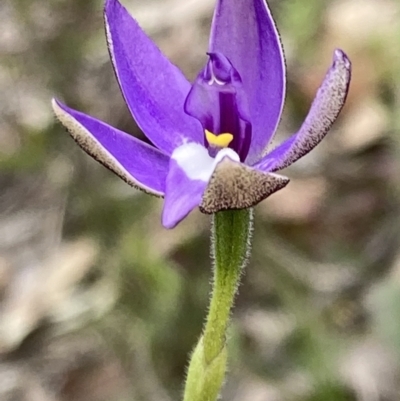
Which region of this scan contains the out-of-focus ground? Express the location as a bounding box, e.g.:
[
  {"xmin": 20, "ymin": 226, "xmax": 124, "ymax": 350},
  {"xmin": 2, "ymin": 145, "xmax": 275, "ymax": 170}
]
[{"xmin": 1, "ymin": 0, "xmax": 400, "ymax": 400}]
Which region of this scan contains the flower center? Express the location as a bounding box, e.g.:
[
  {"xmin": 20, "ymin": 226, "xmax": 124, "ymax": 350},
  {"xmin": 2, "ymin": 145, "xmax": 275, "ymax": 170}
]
[
  {"xmin": 184, "ymin": 52, "xmax": 252, "ymax": 162},
  {"xmin": 205, "ymin": 130, "xmax": 233, "ymax": 148}
]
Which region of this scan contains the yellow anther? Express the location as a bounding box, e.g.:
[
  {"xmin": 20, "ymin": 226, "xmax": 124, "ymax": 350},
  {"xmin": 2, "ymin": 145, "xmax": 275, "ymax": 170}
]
[{"xmin": 205, "ymin": 130, "xmax": 233, "ymax": 148}]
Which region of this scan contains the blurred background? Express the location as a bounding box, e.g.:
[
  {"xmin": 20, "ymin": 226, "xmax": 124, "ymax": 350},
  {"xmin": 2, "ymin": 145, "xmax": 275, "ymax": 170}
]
[{"xmin": 1, "ymin": 0, "xmax": 400, "ymax": 400}]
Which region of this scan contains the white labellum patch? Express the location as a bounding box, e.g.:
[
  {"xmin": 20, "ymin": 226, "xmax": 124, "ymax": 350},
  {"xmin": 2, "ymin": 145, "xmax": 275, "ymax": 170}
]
[{"xmin": 172, "ymin": 142, "xmax": 240, "ymax": 182}]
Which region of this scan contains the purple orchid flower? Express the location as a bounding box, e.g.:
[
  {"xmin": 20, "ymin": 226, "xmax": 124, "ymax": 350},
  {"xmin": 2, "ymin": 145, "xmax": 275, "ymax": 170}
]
[{"xmin": 52, "ymin": 0, "xmax": 351, "ymax": 229}]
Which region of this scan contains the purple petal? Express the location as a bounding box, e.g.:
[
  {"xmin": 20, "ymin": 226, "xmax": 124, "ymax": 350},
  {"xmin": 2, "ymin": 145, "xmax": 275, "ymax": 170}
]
[
  {"xmin": 52, "ymin": 99, "xmax": 169, "ymax": 196},
  {"xmin": 255, "ymin": 50, "xmax": 352, "ymax": 173},
  {"xmin": 104, "ymin": 0, "xmax": 202, "ymax": 154},
  {"xmin": 209, "ymin": 0, "xmax": 286, "ymax": 163},
  {"xmin": 162, "ymin": 142, "xmax": 241, "ymax": 228},
  {"xmin": 162, "ymin": 158, "xmax": 207, "ymax": 229}
]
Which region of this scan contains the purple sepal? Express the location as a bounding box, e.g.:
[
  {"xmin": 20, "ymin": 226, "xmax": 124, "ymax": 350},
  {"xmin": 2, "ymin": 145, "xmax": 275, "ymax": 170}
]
[
  {"xmin": 255, "ymin": 50, "xmax": 351, "ymax": 172},
  {"xmin": 210, "ymin": 0, "xmax": 286, "ymax": 163},
  {"xmin": 52, "ymin": 99, "xmax": 169, "ymax": 196},
  {"xmin": 104, "ymin": 0, "xmax": 202, "ymax": 154},
  {"xmin": 162, "ymin": 159, "xmax": 207, "ymax": 228}
]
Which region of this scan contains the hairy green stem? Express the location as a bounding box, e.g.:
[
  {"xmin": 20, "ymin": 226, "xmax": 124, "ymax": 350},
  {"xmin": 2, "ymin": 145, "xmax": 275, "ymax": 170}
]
[{"xmin": 183, "ymin": 209, "xmax": 253, "ymax": 401}]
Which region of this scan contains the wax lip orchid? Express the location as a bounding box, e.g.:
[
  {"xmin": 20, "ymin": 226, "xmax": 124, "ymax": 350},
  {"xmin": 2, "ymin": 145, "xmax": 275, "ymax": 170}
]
[{"xmin": 52, "ymin": 0, "xmax": 351, "ymax": 229}]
